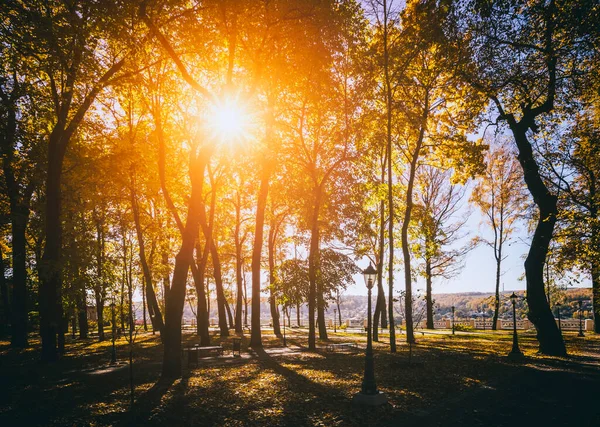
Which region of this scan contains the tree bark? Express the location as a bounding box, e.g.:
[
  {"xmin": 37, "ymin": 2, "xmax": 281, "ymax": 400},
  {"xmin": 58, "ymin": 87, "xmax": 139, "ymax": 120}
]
[
  {"xmin": 10, "ymin": 217, "xmax": 29, "ymax": 347},
  {"xmin": 268, "ymin": 225, "xmax": 281, "ymax": 337},
  {"xmin": 250, "ymin": 165, "xmax": 271, "ymax": 348},
  {"xmin": 507, "ymin": 117, "xmax": 566, "ymax": 356},
  {"xmin": 161, "ymin": 155, "xmax": 204, "ymax": 379},
  {"xmin": 192, "ymin": 243, "xmax": 210, "ymax": 345},
  {"xmin": 131, "ymin": 186, "xmax": 164, "ymax": 335},
  {"xmin": 234, "ymin": 192, "xmax": 244, "ymax": 334},
  {"xmin": 425, "ymin": 258, "xmax": 434, "ymax": 329},
  {"xmin": 308, "ymin": 186, "xmax": 323, "ymax": 349},
  {"xmin": 492, "ymin": 237, "xmax": 503, "ymax": 331},
  {"xmin": 0, "ymin": 246, "xmax": 9, "ymax": 338},
  {"xmin": 198, "ymin": 184, "xmax": 229, "ymax": 338},
  {"xmin": 383, "ymin": 0, "xmax": 396, "ymax": 353},
  {"xmin": 77, "ymin": 291, "xmax": 88, "ymax": 339}
]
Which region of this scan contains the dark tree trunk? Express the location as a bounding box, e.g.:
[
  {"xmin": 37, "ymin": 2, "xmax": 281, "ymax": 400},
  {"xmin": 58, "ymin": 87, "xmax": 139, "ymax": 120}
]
[
  {"xmin": 10, "ymin": 218, "xmax": 29, "ymax": 347},
  {"xmin": 400, "ymin": 92, "xmax": 428, "ymax": 345},
  {"xmin": 296, "ymin": 303, "xmax": 301, "ymax": 327},
  {"xmin": 507, "ymin": 117, "xmax": 566, "ymax": 356},
  {"xmin": 38, "ymin": 58, "xmax": 124, "ymax": 362},
  {"xmin": 96, "ymin": 294, "xmax": 105, "ymax": 341},
  {"xmin": 425, "ymin": 258, "xmax": 434, "ymax": 329},
  {"xmin": 77, "ymin": 293, "xmax": 88, "ymax": 339},
  {"xmin": 95, "ymin": 220, "xmax": 106, "ymax": 341},
  {"xmin": 590, "ymin": 212, "xmax": 599, "ymax": 333},
  {"xmin": 592, "ymin": 261, "xmax": 600, "ymax": 334},
  {"xmin": 131, "ymin": 187, "xmax": 164, "ymax": 335},
  {"xmin": 234, "ymin": 194, "xmax": 244, "ymax": 334},
  {"xmin": 1, "ymin": 83, "xmax": 33, "ymax": 348},
  {"xmin": 308, "ymin": 187, "xmax": 322, "ymax": 349},
  {"xmin": 492, "ymin": 239, "xmax": 503, "ymax": 331},
  {"xmin": 197, "ymin": 176, "xmax": 228, "ymax": 338},
  {"xmin": 374, "ymin": 177, "xmax": 388, "ymax": 342},
  {"xmin": 192, "ymin": 243, "xmax": 210, "ymax": 345},
  {"xmin": 161, "ymin": 156, "xmax": 204, "ymax": 379},
  {"xmin": 40, "ymin": 132, "xmax": 67, "ymax": 361},
  {"xmin": 268, "ymin": 223, "xmax": 281, "ymax": 337},
  {"xmin": 250, "ymin": 166, "xmax": 271, "ymax": 348},
  {"xmin": 0, "ymin": 246, "xmax": 8, "ymax": 339},
  {"xmin": 143, "ymin": 280, "xmax": 149, "ymax": 332},
  {"xmin": 383, "ymin": 0, "xmax": 396, "ymax": 354}
]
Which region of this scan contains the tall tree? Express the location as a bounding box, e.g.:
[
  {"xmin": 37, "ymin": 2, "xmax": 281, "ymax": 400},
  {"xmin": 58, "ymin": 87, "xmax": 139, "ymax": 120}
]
[
  {"xmin": 413, "ymin": 166, "xmax": 474, "ymax": 329},
  {"xmin": 444, "ymin": 0, "xmax": 599, "ymax": 354},
  {"xmin": 4, "ymin": 1, "xmax": 128, "ymax": 360}
]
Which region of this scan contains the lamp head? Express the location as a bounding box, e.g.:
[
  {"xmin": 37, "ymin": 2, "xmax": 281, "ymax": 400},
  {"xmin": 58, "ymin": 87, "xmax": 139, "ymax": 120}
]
[
  {"xmin": 362, "ymin": 263, "xmax": 377, "ymax": 290},
  {"xmin": 510, "ymin": 292, "xmax": 518, "ymax": 303}
]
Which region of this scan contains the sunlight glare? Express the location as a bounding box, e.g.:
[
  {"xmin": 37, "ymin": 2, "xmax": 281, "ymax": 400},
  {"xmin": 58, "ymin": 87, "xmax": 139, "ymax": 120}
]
[{"xmin": 207, "ymin": 97, "xmax": 250, "ymax": 143}]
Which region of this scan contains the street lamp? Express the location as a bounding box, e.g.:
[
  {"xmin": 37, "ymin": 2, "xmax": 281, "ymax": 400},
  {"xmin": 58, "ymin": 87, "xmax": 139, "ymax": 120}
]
[
  {"xmin": 333, "ymin": 308, "xmax": 337, "ymax": 333},
  {"xmin": 110, "ymin": 301, "xmax": 117, "ymax": 365},
  {"xmin": 482, "ymin": 306, "xmax": 486, "ymax": 332},
  {"xmin": 451, "ymin": 306, "xmax": 455, "ymax": 335},
  {"xmin": 508, "ymin": 292, "xmax": 523, "ymax": 359},
  {"xmin": 555, "ymin": 302, "xmax": 562, "ymax": 333},
  {"xmin": 353, "ymin": 263, "xmax": 387, "ymax": 406},
  {"xmin": 577, "ymin": 300, "xmax": 585, "ymax": 337},
  {"xmin": 283, "ymin": 308, "xmax": 287, "ymax": 346}
]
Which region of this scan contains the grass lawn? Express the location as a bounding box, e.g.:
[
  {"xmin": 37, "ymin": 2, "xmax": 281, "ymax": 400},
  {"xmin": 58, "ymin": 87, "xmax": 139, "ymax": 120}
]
[{"xmin": 1, "ymin": 327, "xmax": 599, "ymax": 426}]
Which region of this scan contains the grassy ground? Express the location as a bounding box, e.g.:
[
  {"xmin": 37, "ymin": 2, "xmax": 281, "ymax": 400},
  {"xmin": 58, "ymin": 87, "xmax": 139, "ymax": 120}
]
[{"xmin": 1, "ymin": 327, "xmax": 599, "ymax": 426}]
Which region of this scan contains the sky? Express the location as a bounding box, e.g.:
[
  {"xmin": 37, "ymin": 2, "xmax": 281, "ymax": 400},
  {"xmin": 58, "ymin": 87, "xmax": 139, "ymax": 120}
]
[{"xmin": 343, "ymin": 200, "xmax": 590, "ymax": 297}]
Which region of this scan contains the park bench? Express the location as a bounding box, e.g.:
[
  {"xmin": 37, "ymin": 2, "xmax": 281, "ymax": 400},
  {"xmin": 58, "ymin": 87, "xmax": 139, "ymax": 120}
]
[
  {"xmin": 326, "ymin": 342, "xmax": 359, "ymax": 352},
  {"xmin": 184, "ymin": 344, "xmax": 224, "ymax": 367}
]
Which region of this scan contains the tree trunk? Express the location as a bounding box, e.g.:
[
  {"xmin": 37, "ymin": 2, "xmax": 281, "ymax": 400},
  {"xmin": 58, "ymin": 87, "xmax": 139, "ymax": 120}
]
[
  {"xmin": 592, "ymin": 261, "xmax": 600, "ymax": 334},
  {"xmin": 96, "ymin": 293, "xmax": 105, "ymax": 341},
  {"xmin": 0, "ymin": 245, "xmax": 9, "ymax": 339},
  {"xmin": 234, "ymin": 194, "xmax": 244, "ymax": 334},
  {"xmin": 383, "ymin": 0, "xmax": 396, "ymax": 352},
  {"xmin": 296, "ymin": 303, "xmax": 301, "ymax": 327},
  {"xmin": 492, "ymin": 241, "xmax": 502, "ymax": 331},
  {"xmin": 268, "ymin": 223, "xmax": 281, "ymax": 337},
  {"xmin": 40, "ymin": 131, "xmax": 67, "ymax": 361},
  {"xmin": 225, "ymin": 298, "xmax": 234, "ymax": 329},
  {"xmin": 374, "ymin": 177, "xmax": 388, "ymax": 342},
  {"xmin": 425, "ymin": 258, "xmax": 434, "ymax": 329},
  {"xmin": 131, "ymin": 187, "xmax": 164, "ymax": 335},
  {"xmin": 161, "ymin": 156, "xmax": 204, "ymax": 379},
  {"xmin": 77, "ymin": 292, "xmax": 88, "ymax": 339},
  {"xmin": 308, "ymin": 187, "xmax": 323, "ymax": 349},
  {"xmin": 10, "ymin": 218, "xmax": 29, "ymax": 347},
  {"xmin": 95, "ymin": 219, "xmax": 106, "ymax": 341},
  {"xmin": 508, "ymin": 119, "xmax": 566, "ymax": 356},
  {"xmin": 250, "ymin": 167, "xmax": 271, "ymax": 348},
  {"xmin": 192, "ymin": 243, "xmax": 210, "ymax": 345},
  {"xmin": 142, "ymin": 281, "xmax": 148, "ymax": 332}
]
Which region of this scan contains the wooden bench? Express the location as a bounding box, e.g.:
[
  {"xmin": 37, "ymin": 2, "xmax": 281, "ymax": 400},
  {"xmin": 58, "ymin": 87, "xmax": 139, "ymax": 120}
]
[
  {"xmin": 326, "ymin": 342, "xmax": 359, "ymax": 352},
  {"xmin": 184, "ymin": 345, "xmax": 224, "ymax": 367}
]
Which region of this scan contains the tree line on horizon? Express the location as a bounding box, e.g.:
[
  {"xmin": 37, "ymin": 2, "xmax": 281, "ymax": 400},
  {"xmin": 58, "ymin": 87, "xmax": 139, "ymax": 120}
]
[{"xmin": 0, "ymin": 0, "xmax": 598, "ymax": 379}]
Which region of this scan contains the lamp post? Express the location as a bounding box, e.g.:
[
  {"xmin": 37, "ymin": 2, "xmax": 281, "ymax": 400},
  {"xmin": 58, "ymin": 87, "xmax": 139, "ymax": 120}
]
[
  {"xmin": 577, "ymin": 300, "xmax": 585, "ymax": 337},
  {"xmin": 283, "ymin": 307, "xmax": 287, "ymax": 346},
  {"xmin": 451, "ymin": 306, "xmax": 455, "ymax": 335},
  {"xmin": 110, "ymin": 301, "xmax": 117, "ymax": 365},
  {"xmin": 353, "ymin": 263, "xmax": 387, "ymax": 406},
  {"xmin": 555, "ymin": 302, "xmax": 562, "ymax": 333},
  {"xmin": 333, "ymin": 308, "xmax": 337, "ymax": 333},
  {"xmin": 508, "ymin": 292, "xmax": 523, "ymax": 359}
]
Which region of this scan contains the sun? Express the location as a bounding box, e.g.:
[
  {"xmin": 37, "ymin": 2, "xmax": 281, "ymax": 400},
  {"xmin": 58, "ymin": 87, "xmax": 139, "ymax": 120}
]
[{"xmin": 207, "ymin": 97, "xmax": 250, "ymax": 143}]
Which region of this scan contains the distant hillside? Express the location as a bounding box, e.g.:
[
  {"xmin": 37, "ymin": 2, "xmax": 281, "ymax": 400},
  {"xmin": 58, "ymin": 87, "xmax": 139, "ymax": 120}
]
[{"xmin": 135, "ymin": 288, "xmax": 593, "ymax": 326}]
